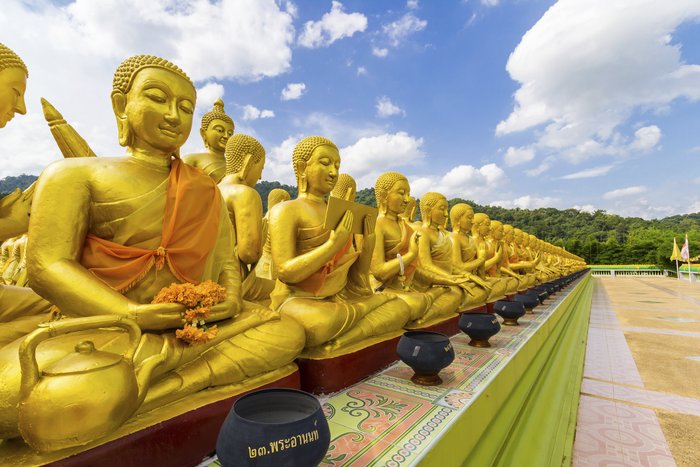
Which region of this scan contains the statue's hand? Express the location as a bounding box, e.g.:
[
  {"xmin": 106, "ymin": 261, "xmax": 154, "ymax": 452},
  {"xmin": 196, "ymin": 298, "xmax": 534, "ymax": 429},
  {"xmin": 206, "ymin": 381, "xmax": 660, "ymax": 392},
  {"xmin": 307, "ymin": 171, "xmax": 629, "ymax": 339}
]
[
  {"xmin": 330, "ymin": 209, "xmax": 353, "ymax": 247},
  {"xmin": 408, "ymin": 231, "xmax": 420, "ymax": 256},
  {"xmin": 208, "ymin": 296, "xmax": 243, "ymax": 321},
  {"xmin": 130, "ymin": 302, "xmax": 187, "ymax": 331},
  {"xmin": 363, "ymin": 213, "xmax": 376, "ymax": 237},
  {"xmin": 0, "ymin": 188, "xmax": 32, "ymax": 232}
]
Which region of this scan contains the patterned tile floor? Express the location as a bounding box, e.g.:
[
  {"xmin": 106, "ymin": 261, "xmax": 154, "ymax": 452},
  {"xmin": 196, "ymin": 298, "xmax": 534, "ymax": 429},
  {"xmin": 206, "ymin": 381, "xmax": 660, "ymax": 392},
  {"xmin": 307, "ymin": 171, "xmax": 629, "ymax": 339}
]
[
  {"xmin": 573, "ymin": 278, "xmax": 700, "ymax": 467},
  {"xmin": 201, "ymin": 279, "xmax": 581, "ymax": 467}
]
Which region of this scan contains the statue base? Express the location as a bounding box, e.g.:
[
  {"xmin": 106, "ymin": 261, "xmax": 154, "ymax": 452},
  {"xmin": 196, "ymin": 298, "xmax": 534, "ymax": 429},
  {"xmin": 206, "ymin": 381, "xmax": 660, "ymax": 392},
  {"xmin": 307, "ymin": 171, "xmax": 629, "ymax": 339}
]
[
  {"xmin": 297, "ymin": 331, "xmax": 404, "ymax": 394},
  {"xmin": 0, "ymin": 364, "xmax": 300, "ymax": 467}
]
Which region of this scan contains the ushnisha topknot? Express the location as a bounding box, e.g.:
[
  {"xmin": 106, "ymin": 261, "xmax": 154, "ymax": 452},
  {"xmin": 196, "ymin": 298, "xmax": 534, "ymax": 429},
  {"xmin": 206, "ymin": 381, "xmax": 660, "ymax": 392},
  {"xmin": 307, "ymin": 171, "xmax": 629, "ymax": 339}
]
[
  {"xmin": 224, "ymin": 134, "xmax": 265, "ymax": 175},
  {"xmin": 449, "ymin": 203, "xmax": 474, "ymax": 231},
  {"xmin": 0, "ymin": 43, "xmax": 28, "ymax": 77},
  {"xmin": 331, "ymin": 174, "xmax": 357, "ymax": 200},
  {"xmin": 374, "ymin": 172, "xmax": 407, "ymax": 203},
  {"xmin": 201, "ymin": 98, "xmax": 234, "ymax": 133},
  {"xmin": 291, "ymin": 136, "xmax": 337, "ymax": 181},
  {"xmin": 112, "ymin": 54, "xmax": 194, "ymax": 94},
  {"xmin": 419, "ymin": 192, "xmax": 446, "ymax": 223}
]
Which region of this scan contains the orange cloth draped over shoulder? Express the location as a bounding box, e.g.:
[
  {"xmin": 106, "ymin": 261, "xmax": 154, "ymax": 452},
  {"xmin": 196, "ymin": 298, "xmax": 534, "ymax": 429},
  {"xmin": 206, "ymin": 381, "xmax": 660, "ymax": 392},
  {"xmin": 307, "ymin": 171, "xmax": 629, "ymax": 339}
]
[
  {"xmin": 81, "ymin": 159, "xmax": 222, "ymax": 292},
  {"xmin": 294, "ymin": 238, "xmax": 352, "ymax": 295}
]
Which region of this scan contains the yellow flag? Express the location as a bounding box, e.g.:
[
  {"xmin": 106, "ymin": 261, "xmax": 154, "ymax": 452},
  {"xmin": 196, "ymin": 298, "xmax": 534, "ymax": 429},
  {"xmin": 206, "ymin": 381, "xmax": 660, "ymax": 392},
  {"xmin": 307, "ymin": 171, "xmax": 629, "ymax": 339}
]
[{"xmin": 670, "ymin": 237, "xmax": 682, "ymax": 261}]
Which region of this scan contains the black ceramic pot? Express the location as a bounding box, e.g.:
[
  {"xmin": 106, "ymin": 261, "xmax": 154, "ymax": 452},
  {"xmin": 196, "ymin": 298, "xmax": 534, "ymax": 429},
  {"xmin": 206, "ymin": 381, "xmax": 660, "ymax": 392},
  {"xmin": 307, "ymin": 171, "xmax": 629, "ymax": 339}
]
[
  {"xmin": 494, "ymin": 300, "xmax": 526, "ymax": 326},
  {"xmin": 216, "ymin": 388, "xmax": 331, "ymax": 467},
  {"xmin": 459, "ymin": 313, "xmax": 501, "ymax": 348},
  {"xmin": 397, "ymin": 331, "xmax": 455, "ymax": 386},
  {"xmin": 530, "ymin": 288, "xmax": 548, "ymax": 303},
  {"xmin": 514, "ymin": 292, "xmax": 539, "ymax": 311}
]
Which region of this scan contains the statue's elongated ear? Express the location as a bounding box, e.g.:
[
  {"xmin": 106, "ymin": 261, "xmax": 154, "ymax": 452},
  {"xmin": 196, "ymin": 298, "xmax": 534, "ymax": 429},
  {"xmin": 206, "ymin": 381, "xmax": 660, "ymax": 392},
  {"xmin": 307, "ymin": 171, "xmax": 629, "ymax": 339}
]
[{"xmin": 111, "ymin": 91, "xmax": 132, "ymax": 147}]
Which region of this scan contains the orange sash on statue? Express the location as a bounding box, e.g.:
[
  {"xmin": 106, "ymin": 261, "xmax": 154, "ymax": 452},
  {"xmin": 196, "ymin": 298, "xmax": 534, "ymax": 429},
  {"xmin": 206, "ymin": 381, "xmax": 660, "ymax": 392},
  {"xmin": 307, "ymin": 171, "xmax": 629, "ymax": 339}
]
[
  {"xmin": 81, "ymin": 159, "xmax": 222, "ymax": 292},
  {"xmin": 294, "ymin": 238, "xmax": 352, "ymax": 295}
]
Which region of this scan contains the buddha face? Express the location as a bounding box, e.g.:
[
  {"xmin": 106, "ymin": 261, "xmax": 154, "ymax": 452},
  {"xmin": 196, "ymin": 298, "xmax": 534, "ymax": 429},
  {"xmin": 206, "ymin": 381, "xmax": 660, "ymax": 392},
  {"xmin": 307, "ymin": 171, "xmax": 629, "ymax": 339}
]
[
  {"xmin": 491, "ymin": 223, "xmax": 504, "ymax": 240},
  {"xmin": 458, "ymin": 209, "xmax": 474, "ymax": 232},
  {"xmin": 0, "ymin": 67, "xmax": 27, "ymax": 128},
  {"xmin": 304, "ymin": 144, "xmax": 340, "ymax": 195},
  {"xmin": 202, "ymin": 118, "xmax": 234, "ymax": 153},
  {"xmin": 118, "ymin": 67, "xmax": 195, "ymax": 154},
  {"xmin": 385, "ymin": 179, "xmax": 410, "ymax": 215},
  {"xmin": 429, "ymin": 198, "xmax": 449, "ymax": 227}
]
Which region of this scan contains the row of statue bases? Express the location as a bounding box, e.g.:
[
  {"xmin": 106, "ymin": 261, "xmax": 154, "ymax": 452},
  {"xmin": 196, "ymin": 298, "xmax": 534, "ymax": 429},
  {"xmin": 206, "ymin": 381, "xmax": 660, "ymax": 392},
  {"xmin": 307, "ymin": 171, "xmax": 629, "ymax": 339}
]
[{"xmin": 0, "ymin": 45, "xmax": 586, "ymax": 455}]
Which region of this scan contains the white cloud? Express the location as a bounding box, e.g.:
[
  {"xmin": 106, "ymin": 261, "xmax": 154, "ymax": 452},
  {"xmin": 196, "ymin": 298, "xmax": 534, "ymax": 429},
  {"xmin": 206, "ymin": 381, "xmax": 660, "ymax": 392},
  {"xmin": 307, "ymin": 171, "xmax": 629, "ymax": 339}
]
[
  {"xmin": 382, "ymin": 13, "xmax": 427, "ymax": 47},
  {"xmin": 281, "ymin": 83, "xmax": 307, "ymax": 101},
  {"xmin": 242, "ymin": 105, "xmax": 275, "ymax": 120},
  {"xmin": 492, "ymin": 195, "xmax": 559, "ymax": 210},
  {"xmin": 357, "ymin": 66, "xmax": 368, "ymax": 76},
  {"xmin": 284, "ymin": 1, "xmax": 298, "ymax": 18},
  {"xmin": 298, "ymin": 1, "xmax": 367, "ymax": 48},
  {"xmin": 630, "ymin": 125, "xmax": 661, "ymax": 151},
  {"xmin": 573, "ymin": 204, "xmax": 596, "ymax": 213},
  {"xmin": 0, "ymin": 0, "xmax": 296, "ymax": 178},
  {"xmin": 341, "ymin": 132, "xmax": 425, "ymax": 182},
  {"xmin": 263, "ymin": 135, "xmax": 300, "ymax": 185},
  {"xmin": 409, "ymin": 163, "xmax": 506, "ymax": 201},
  {"xmin": 559, "ymin": 164, "xmax": 614, "ymax": 180},
  {"xmin": 372, "ymin": 47, "xmax": 389, "ymax": 58},
  {"xmin": 194, "ymin": 83, "xmax": 225, "ymax": 114},
  {"xmin": 602, "ymin": 185, "xmax": 648, "ymax": 200},
  {"xmin": 376, "ymin": 96, "xmax": 405, "ymax": 117},
  {"xmin": 525, "ymin": 158, "xmax": 554, "ymax": 177},
  {"xmin": 497, "ymin": 0, "xmax": 700, "ymax": 164},
  {"xmin": 481, "ymin": 0, "xmax": 500, "ymax": 6},
  {"xmin": 407, "ymin": 0, "xmax": 419, "ymax": 9},
  {"xmin": 504, "ymin": 146, "xmax": 535, "ymax": 166},
  {"xmin": 604, "ymin": 198, "xmax": 676, "ymax": 219}
]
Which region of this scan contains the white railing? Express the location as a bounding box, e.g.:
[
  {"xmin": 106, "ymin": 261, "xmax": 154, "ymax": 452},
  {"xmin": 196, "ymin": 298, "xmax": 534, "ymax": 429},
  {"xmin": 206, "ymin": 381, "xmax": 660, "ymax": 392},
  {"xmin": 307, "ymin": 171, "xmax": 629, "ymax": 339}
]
[{"xmin": 591, "ymin": 269, "xmax": 664, "ymax": 277}]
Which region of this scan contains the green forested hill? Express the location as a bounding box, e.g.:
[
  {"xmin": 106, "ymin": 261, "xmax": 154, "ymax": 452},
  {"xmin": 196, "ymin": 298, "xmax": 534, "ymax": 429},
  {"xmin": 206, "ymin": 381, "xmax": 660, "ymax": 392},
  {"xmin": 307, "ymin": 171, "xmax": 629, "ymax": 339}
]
[{"xmin": 0, "ymin": 175, "xmax": 693, "ymax": 267}]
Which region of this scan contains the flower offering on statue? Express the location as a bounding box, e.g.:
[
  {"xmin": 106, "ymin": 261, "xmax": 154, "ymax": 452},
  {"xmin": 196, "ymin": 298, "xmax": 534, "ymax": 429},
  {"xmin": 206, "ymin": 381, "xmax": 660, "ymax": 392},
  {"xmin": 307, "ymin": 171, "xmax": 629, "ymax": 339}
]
[{"xmin": 152, "ymin": 280, "xmax": 227, "ymax": 345}]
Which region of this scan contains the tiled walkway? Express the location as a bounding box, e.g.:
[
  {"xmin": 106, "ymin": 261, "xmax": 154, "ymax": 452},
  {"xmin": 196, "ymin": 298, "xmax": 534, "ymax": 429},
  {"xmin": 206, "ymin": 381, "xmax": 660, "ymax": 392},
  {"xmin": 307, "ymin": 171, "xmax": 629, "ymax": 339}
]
[{"xmin": 573, "ymin": 278, "xmax": 700, "ymax": 466}]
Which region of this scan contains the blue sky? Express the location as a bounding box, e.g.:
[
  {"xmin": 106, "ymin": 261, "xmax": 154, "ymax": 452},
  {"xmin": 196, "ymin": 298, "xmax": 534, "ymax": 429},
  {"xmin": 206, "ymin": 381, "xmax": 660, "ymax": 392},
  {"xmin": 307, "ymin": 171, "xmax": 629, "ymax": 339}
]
[{"xmin": 1, "ymin": 0, "xmax": 700, "ymax": 218}]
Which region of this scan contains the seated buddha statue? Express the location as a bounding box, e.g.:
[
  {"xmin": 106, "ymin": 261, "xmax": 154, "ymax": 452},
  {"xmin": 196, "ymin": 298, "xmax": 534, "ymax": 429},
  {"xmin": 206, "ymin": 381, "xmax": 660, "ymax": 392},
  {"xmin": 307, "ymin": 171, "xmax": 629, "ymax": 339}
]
[
  {"xmin": 0, "ymin": 44, "xmax": 53, "ymax": 347},
  {"xmin": 410, "ymin": 192, "xmax": 481, "ymax": 320},
  {"xmin": 502, "ymin": 224, "xmax": 530, "ymax": 291},
  {"xmin": 253, "ymin": 188, "xmax": 290, "ymax": 289},
  {"xmin": 0, "ymin": 55, "xmax": 304, "ymax": 445},
  {"xmin": 449, "ymin": 207, "xmax": 504, "ymax": 302},
  {"xmin": 508, "ymin": 227, "xmax": 538, "ymax": 289},
  {"xmin": 370, "ymin": 172, "xmax": 459, "ymax": 326},
  {"xmin": 269, "ymin": 136, "xmax": 410, "ymax": 352},
  {"xmin": 0, "ymin": 43, "xmax": 30, "ymax": 241},
  {"xmin": 217, "ymin": 133, "xmax": 268, "ymax": 301},
  {"xmin": 485, "ymin": 219, "xmax": 519, "ymax": 295},
  {"xmin": 2, "ymin": 233, "xmax": 26, "ymax": 285},
  {"xmin": 182, "ymin": 98, "xmax": 234, "ymax": 182}
]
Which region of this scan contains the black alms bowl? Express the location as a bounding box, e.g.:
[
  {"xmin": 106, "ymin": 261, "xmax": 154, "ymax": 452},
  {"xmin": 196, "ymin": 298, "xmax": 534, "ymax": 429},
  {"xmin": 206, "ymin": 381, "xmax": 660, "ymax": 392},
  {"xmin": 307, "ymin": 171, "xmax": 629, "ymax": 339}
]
[
  {"xmin": 494, "ymin": 300, "xmax": 526, "ymax": 326},
  {"xmin": 216, "ymin": 388, "xmax": 330, "ymax": 467},
  {"xmin": 459, "ymin": 313, "xmax": 501, "ymax": 348},
  {"xmin": 397, "ymin": 331, "xmax": 455, "ymax": 386}
]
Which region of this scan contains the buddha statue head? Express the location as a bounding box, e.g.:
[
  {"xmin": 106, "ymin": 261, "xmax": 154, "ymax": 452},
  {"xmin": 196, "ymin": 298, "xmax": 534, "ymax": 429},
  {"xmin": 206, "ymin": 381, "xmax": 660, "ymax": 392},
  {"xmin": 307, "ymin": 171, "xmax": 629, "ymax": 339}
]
[
  {"xmin": 224, "ymin": 133, "xmax": 265, "ymax": 187},
  {"xmin": 331, "ymin": 174, "xmax": 357, "ymax": 201},
  {"xmin": 472, "ymin": 213, "xmax": 491, "ymax": 237},
  {"xmin": 200, "ymin": 98, "xmax": 234, "ymax": 154},
  {"xmin": 503, "ymin": 224, "xmax": 514, "ymax": 243},
  {"xmin": 490, "ymin": 220, "xmax": 504, "ymax": 241},
  {"xmin": 375, "ymin": 172, "xmax": 410, "ymax": 216},
  {"xmin": 267, "ymin": 188, "xmax": 291, "ymax": 212},
  {"xmin": 0, "ymin": 43, "xmax": 28, "ymax": 129},
  {"xmin": 419, "ymin": 192, "xmax": 448, "ymax": 229},
  {"xmin": 449, "ymin": 203, "xmax": 474, "ymax": 234},
  {"xmin": 292, "ymin": 136, "xmax": 339, "ymax": 196},
  {"xmin": 401, "ymin": 196, "xmax": 416, "ymax": 221},
  {"xmin": 513, "ymin": 228, "xmax": 524, "ymax": 246},
  {"xmin": 111, "ymin": 54, "xmax": 196, "ymax": 157}
]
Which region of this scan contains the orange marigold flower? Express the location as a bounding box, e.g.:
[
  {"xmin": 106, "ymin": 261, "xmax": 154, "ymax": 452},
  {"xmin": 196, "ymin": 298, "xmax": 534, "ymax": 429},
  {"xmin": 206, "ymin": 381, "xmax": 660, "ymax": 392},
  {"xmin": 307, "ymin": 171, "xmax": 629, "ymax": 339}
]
[{"xmin": 183, "ymin": 306, "xmax": 211, "ymax": 323}]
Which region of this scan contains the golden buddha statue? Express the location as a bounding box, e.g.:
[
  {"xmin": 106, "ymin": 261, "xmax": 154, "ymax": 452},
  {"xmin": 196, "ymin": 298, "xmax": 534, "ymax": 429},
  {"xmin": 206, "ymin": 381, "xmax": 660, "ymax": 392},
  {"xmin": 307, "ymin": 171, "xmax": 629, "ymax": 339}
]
[
  {"xmin": 2, "ymin": 233, "xmax": 25, "ymax": 285},
  {"xmin": 218, "ymin": 133, "xmax": 271, "ymax": 302},
  {"xmin": 253, "ymin": 188, "xmax": 290, "ymax": 288},
  {"xmin": 371, "ymin": 173, "xmax": 463, "ymax": 326},
  {"xmin": 485, "ymin": 219, "xmax": 519, "ymax": 295},
  {"xmin": 449, "ymin": 206, "xmax": 505, "ymax": 302},
  {"xmin": 269, "ymin": 137, "xmax": 410, "ymax": 353},
  {"xmin": 0, "ymin": 55, "xmax": 304, "ymax": 449},
  {"xmin": 508, "ymin": 227, "xmax": 538, "ymax": 289},
  {"xmin": 331, "ymin": 173, "xmax": 357, "ymax": 201},
  {"xmin": 182, "ymin": 98, "xmax": 234, "ymax": 182},
  {"xmin": 410, "ymin": 192, "xmax": 480, "ymax": 320},
  {"xmin": 0, "ymin": 43, "xmax": 30, "ymax": 241}
]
